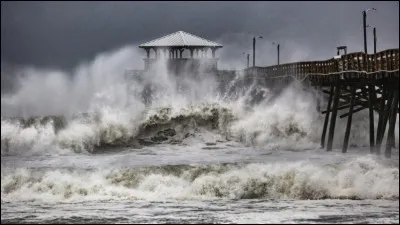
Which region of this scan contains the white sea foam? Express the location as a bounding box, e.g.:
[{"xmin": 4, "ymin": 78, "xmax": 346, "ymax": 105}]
[{"xmin": 1, "ymin": 155, "xmax": 398, "ymax": 202}]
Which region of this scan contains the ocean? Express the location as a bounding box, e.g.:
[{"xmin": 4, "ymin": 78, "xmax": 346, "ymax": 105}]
[{"xmin": 1, "ymin": 55, "xmax": 399, "ymax": 224}]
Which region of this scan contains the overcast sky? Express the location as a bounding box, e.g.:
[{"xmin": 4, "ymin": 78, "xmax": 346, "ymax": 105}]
[{"xmin": 1, "ymin": 1, "xmax": 399, "ymax": 71}]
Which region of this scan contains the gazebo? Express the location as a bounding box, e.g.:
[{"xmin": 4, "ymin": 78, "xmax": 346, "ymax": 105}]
[{"xmin": 139, "ymin": 31, "xmax": 223, "ymax": 73}]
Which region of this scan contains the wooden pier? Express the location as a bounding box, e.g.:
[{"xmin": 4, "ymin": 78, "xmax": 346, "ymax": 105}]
[{"xmin": 242, "ymin": 48, "xmax": 399, "ymax": 157}]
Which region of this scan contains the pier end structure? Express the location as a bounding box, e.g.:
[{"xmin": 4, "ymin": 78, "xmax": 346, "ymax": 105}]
[{"xmin": 138, "ymin": 31, "xmax": 223, "ymax": 75}]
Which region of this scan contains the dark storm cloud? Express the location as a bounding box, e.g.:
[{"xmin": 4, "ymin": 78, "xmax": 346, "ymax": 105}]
[{"xmin": 1, "ymin": 1, "xmax": 399, "ymax": 70}]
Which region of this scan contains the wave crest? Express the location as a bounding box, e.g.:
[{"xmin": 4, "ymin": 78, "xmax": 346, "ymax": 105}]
[
  {"xmin": 1, "ymin": 156, "xmax": 398, "ymax": 202},
  {"xmin": 1, "ymin": 103, "xmax": 236, "ymax": 154}
]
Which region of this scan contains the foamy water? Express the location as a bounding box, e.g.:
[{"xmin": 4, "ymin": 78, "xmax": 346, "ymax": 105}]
[
  {"xmin": 2, "ymin": 147, "xmax": 399, "ymax": 223},
  {"xmin": 1, "ymin": 46, "xmax": 399, "ymax": 223}
]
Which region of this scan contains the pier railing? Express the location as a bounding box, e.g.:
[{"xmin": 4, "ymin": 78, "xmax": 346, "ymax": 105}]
[{"xmin": 245, "ymin": 48, "xmax": 399, "ymax": 83}]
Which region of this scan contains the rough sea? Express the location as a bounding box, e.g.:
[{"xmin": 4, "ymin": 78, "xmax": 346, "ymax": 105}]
[{"xmin": 1, "ymin": 49, "xmax": 399, "ymax": 224}]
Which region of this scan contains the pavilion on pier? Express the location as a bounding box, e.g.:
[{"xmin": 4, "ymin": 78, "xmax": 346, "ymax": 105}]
[{"xmin": 139, "ymin": 31, "xmax": 223, "ymax": 74}]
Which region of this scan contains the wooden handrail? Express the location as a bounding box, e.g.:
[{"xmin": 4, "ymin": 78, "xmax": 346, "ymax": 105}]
[{"xmin": 244, "ymin": 48, "xmax": 399, "ymax": 77}]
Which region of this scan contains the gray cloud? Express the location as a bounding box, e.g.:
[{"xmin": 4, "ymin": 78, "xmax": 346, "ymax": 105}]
[{"xmin": 1, "ymin": 1, "xmax": 399, "ymax": 70}]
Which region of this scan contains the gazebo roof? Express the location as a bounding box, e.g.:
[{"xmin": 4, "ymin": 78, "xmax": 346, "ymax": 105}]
[{"xmin": 139, "ymin": 31, "xmax": 223, "ymax": 48}]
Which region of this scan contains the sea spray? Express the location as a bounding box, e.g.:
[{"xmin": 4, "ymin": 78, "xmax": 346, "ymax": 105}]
[{"xmin": 1, "ymin": 45, "xmax": 398, "ymax": 154}]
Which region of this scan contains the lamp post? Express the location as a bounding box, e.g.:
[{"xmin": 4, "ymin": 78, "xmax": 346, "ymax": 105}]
[
  {"xmin": 242, "ymin": 52, "xmax": 250, "ymax": 68},
  {"xmin": 374, "ymin": 27, "xmax": 377, "ymax": 54},
  {"xmin": 272, "ymin": 42, "xmax": 280, "ymax": 65},
  {"xmin": 366, "ymin": 25, "xmax": 377, "ymax": 54},
  {"xmin": 252, "ymin": 36, "xmax": 263, "ymax": 67},
  {"xmin": 373, "ymin": 27, "xmax": 377, "ymax": 54},
  {"xmin": 363, "ymin": 8, "xmax": 376, "ymax": 54}
]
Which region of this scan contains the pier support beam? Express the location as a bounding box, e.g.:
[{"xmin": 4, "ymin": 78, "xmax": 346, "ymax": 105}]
[
  {"xmin": 368, "ymin": 83, "xmax": 376, "ymax": 153},
  {"xmin": 321, "ymin": 85, "xmax": 334, "ymax": 148},
  {"xmin": 327, "ymin": 80, "xmax": 341, "ymax": 151},
  {"xmin": 376, "ymin": 84, "xmax": 394, "ymax": 153},
  {"xmin": 375, "ymin": 82, "xmax": 387, "ymax": 155},
  {"xmin": 342, "ymin": 85, "xmax": 356, "ymax": 153},
  {"xmin": 385, "ymin": 87, "xmax": 399, "ymax": 158}
]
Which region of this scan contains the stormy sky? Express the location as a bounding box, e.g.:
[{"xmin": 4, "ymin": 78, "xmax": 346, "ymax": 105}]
[{"xmin": 1, "ymin": 1, "xmax": 399, "ymax": 71}]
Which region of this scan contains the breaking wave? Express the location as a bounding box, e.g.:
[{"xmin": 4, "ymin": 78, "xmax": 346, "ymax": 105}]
[
  {"xmin": 1, "ymin": 45, "xmax": 398, "ymax": 155},
  {"xmin": 2, "ymin": 82, "xmax": 387, "ymax": 155},
  {"xmin": 1, "ymin": 156, "xmax": 398, "ymax": 202},
  {"xmin": 0, "ymin": 91, "xmax": 328, "ymax": 155},
  {"xmin": 1, "ymin": 103, "xmax": 234, "ymax": 154}
]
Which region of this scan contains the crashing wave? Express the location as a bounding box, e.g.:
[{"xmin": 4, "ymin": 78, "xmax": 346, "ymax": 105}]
[
  {"xmin": 1, "ymin": 103, "xmax": 236, "ymax": 154},
  {"xmin": 1, "ymin": 156, "xmax": 398, "ymax": 202}
]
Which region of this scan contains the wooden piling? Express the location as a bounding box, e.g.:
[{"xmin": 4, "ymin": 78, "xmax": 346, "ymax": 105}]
[
  {"xmin": 327, "ymin": 80, "xmax": 341, "ymax": 151},
  {"xmin": 368, "ymin": 83, "xmax": 376, "ymax": 153},
  {"xmin": 321, "ymin": 85, "xmax": 334, "ymax": 148},
  {"xmin": 342, "ymin": 85, "xmax": 356, "ymax": 153},
  {"xmin": 385, "ymin": 88, "xmax": 399, "ymax": 158},
  {"xmin": 375, "ymin": 83, "xmax": 387, "ymax": 155},
  {"xmin": 378, "ymin": 85, "xmax": 395, "ymax": 149},
  {"xmin": 389, "ymin": 87, "xmax": 399, "ymax": 150}
]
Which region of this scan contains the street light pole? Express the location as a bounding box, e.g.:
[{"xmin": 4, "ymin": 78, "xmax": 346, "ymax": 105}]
[
  {"xmin": 363, "ymin": 8, "xmax": 377, "ymax": 54},
  {"xmin": 373, "ymin": 27, "xmax": 377, "ymax": 54},
  {"xmin": 253, "ymin": 37, "xmax": 255, "ymax": 67},
  {"xmin": 273, "ymin": 42, "xmax": 280, "ymax": 65},
  {"xmin": 252, "ymin": 36, "xmax": 263, "ymax": 67},
  {"xmin": 366, "ymin": 25, "xmax": 377, "ymax": 54},
  {"xmin": 242, "ymin": 52, "xmax": 250, "ymax": 69},
  {"xmin": 277, "ymin": 44, "xmax": 280, "ymax": 65},
  {"xmin": 363, "ymin": 10, "xmax": 367, "ymax": 53}
]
